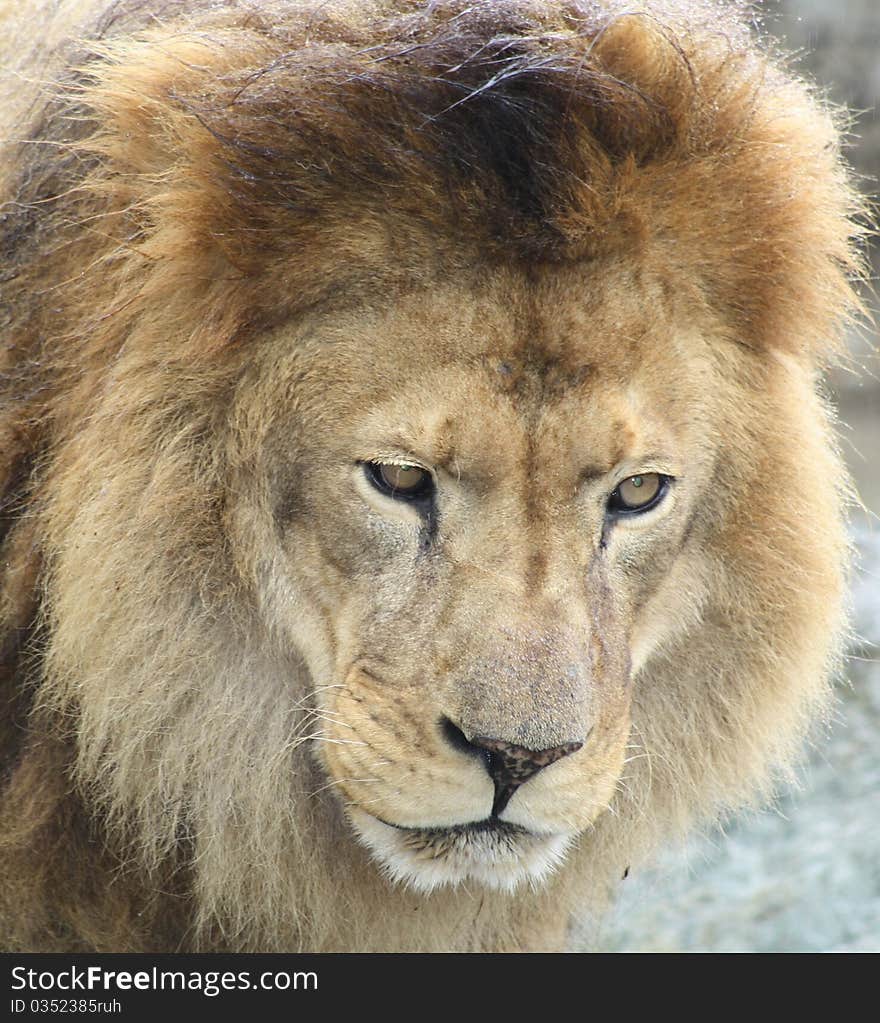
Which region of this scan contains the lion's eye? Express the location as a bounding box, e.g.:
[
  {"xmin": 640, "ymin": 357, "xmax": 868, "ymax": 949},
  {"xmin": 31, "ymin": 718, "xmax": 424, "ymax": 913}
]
[
  {"xmin": 364, "ymin": 462, "xmax": 434, "ymax": 501},
  {"xmin": 607, "ymin": 473, "xmax": 668, "ymax": 515}
]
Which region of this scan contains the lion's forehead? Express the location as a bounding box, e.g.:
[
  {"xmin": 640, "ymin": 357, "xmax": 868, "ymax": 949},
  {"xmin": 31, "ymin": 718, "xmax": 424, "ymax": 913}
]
[{"xmin": 278, "ymin": 264, "xmax": 710, "ymax": 473}]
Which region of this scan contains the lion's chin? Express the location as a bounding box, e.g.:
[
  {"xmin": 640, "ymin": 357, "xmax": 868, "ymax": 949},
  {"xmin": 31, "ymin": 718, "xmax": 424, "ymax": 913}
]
[{"xmin": 347, "ymin": 808, "xmax": 576, "ymax": 894}]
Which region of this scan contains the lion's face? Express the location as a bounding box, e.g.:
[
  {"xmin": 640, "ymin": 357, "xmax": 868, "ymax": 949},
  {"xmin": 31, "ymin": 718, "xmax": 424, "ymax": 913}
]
[{"xmin": 239, "ymin": 260, "xmax": 720, "ymax": 892}]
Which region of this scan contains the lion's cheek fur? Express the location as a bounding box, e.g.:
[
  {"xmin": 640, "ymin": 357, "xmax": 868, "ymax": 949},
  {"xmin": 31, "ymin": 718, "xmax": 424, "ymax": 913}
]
[
  {"xmin": 602, "ymin": 368, "xmax": 848, "ymax": 857},
  {"xmin": 323, "ymin": 669, "xmax": 493, "ymax": 828}
]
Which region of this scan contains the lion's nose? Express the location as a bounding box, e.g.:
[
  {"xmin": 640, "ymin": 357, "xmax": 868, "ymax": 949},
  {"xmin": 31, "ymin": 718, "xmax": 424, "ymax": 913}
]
[{"xmin": 441, "ymin": 719, "xmax": 583, "ymax": 816}]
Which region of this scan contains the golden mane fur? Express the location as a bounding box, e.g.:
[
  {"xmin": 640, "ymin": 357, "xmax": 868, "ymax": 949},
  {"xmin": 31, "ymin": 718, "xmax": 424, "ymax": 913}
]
[{"xmin": 0, "ymin": 0, "xmax": 866, "ymax": 951}]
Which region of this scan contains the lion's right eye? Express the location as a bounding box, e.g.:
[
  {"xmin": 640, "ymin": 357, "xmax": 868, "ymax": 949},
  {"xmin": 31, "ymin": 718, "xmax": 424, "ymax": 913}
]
[{"xmin": 364, "ymin": 462, "xmax": 434, "ymax": 502}]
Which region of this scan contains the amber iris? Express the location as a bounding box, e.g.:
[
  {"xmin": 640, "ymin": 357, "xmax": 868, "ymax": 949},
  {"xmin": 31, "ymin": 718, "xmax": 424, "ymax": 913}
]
[
  {"xmin": 612, "ymin": 473, "xmax": 663, "ymax": 511},
  {"xmin": 366, "ymin": 462, "xmax": 433, "ymax": 500},
  {"xmin": 380, "ymin": 464, "xmax": 426, "ymax": 491}
]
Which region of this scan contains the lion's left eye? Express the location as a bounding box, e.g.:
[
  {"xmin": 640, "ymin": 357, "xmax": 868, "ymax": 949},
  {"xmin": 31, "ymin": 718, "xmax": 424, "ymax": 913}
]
[
  {"xmin": 606, "ymin": 473, "xmax": 669, "ymax": 515},
  {"xmin": 364, "ymin": 462, "xmax": 434, "ymax": 501}
]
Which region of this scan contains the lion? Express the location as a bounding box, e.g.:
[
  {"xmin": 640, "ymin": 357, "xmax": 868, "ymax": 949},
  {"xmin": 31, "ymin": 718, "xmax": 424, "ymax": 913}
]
[{"xmin": 0, "ymin": 0, "xmax": 866, "ymax": 952}]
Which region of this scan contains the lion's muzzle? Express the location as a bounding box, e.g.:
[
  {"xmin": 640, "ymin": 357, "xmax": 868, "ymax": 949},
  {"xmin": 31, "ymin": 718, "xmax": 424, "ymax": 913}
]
[{"xmin": 320, "ymin": 651, "xmax": 628, "ymax": 893}]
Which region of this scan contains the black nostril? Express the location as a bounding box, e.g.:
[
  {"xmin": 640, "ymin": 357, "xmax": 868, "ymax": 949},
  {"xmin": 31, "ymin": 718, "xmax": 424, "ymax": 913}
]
[
  {"xmin": 440, "ymin": 717, "xmax": 481, "ymax": 757},
  {"xmin": 440, "ymin": 717, "xmax": 496, "ymax": 775},
  {"xmin": 440, "ymin": 717, "xmax": 584, "ymax": 816}
]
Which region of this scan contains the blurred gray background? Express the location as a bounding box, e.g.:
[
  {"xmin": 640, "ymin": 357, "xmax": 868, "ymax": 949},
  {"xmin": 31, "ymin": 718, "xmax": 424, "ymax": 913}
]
[{"xmin": 581, "ymin": 0, "xmax": 880, "ymax": 952}]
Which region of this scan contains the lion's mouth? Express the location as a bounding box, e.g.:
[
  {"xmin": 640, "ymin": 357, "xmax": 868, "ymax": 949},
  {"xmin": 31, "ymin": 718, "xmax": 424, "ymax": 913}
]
[
  {"xmin": 373, "ymin": 812, "xmax": 528, "ymax": 839},
  {"xmin": 347, "ymin": 807, "xmax": 575, "ymax": 893}
]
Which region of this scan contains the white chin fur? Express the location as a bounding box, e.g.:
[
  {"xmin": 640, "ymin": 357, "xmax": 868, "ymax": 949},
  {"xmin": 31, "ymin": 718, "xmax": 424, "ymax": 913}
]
[{"xmin": 348, "ymin": 808, "xmax": 575, "ymax": 894}]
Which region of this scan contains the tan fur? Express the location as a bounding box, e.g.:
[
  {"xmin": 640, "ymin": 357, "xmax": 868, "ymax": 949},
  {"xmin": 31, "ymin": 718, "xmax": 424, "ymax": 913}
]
[{"xmin": 0, "ymin": 0, "xmax": 866, "ymax": 951}]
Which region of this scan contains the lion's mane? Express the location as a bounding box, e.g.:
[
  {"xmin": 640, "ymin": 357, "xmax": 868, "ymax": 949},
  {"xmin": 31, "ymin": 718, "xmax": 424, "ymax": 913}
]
[{"xmin": 0, "ymin": 0, "xmax": 866, "ymax": 951}]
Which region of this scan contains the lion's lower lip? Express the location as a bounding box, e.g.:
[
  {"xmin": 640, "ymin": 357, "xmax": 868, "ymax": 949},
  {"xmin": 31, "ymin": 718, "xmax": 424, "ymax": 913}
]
[
  {"xmin": 391, "ymin": 816, "xmax": 529, "ymax": 838},
  {"xmin": 347, "ymin": 804, "xmax": 578, "ymax": 893},
  {"xmin": 359, "ymin": 807, "xmax": 531, "ymax": 838}
]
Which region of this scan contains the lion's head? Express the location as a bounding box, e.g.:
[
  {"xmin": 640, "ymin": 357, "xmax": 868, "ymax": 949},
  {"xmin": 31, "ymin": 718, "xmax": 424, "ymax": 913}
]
[{"xmin": 0, "ymin": 0, "xmax": 865, "ymax": 950}]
